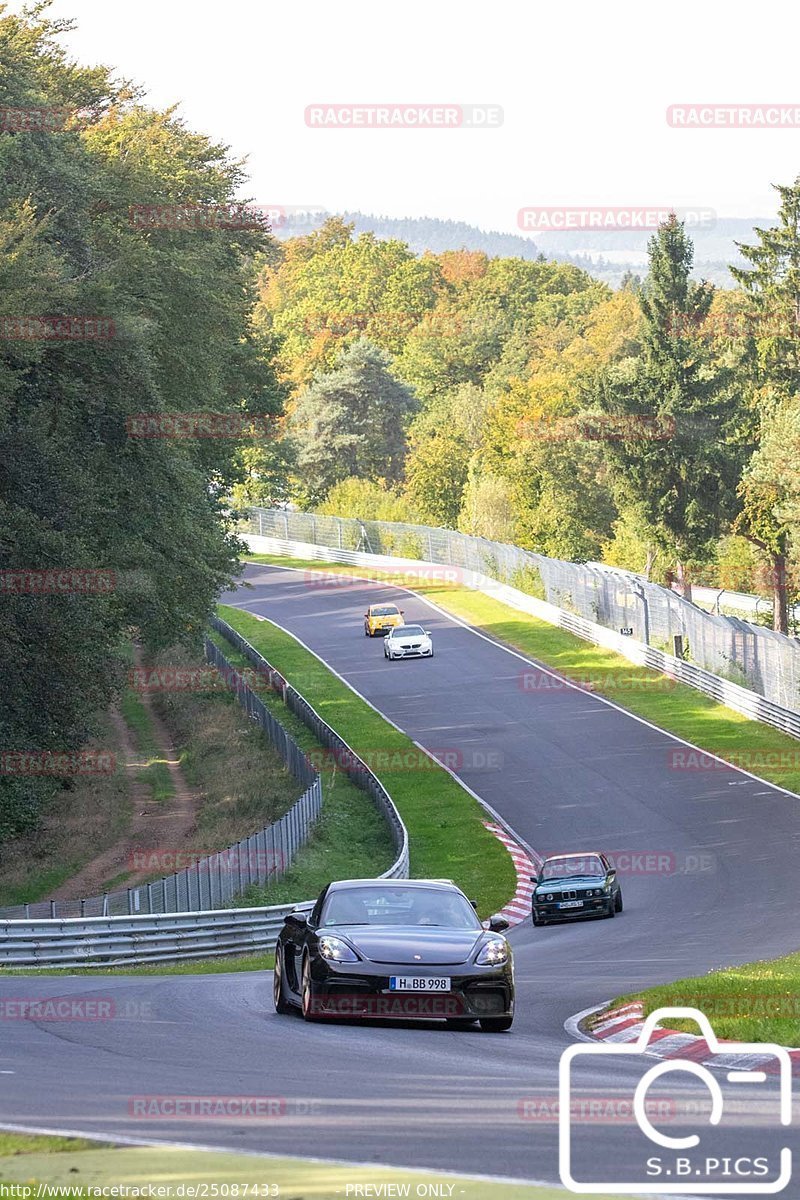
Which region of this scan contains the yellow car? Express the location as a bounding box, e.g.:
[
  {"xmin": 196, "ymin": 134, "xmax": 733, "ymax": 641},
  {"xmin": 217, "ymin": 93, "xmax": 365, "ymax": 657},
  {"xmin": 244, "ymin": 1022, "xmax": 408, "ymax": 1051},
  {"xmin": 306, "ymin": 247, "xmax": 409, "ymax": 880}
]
[{"xmin": 364, "ymin": 603, "xmax": 405, "ymax": 637}]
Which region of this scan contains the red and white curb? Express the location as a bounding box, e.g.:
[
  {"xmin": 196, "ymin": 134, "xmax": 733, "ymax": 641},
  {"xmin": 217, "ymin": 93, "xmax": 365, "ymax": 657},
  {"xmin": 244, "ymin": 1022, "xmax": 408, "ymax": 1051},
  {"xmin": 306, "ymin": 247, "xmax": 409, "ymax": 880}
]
[
  {"xmin": 575, "ymin": 1000, "xmax": 800, "ymax": 1076},
  {"xmin": 483, "ymin": 821, "xmax": 540, "ymax": 926}
]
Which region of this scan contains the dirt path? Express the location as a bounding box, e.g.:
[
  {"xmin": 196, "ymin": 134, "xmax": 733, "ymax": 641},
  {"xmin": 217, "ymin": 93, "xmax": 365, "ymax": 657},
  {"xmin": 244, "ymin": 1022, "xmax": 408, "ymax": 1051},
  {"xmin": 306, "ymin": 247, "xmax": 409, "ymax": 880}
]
[{"xmin": 52, "ymin": 654, "xmax": 201, "ymax": 900}]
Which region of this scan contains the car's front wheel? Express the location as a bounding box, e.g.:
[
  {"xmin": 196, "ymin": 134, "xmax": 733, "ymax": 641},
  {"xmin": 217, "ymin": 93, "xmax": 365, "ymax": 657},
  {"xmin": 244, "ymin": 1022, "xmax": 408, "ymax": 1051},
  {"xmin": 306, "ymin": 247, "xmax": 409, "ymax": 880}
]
[
  {"xmin": 615, "ymin": 890, "xmax": 623, "ymax": 913},
  {"xmin": 532, "ymin": 909, "xmax": 545, "ymax": 926},
  {"xmin": 300, "ymin": 954, "xmax": 320, "ymax": 1022},
  {"xmin": 480, "ymin": 1017, "xmax": 513, "ymax": 1032},
  {"xmin": 273, "ymin": 946, "xmax": 292, "ymax": 1015},
  {"xmin": 364, "ymin": 626, "xmax": 370, "ymax": 637}
]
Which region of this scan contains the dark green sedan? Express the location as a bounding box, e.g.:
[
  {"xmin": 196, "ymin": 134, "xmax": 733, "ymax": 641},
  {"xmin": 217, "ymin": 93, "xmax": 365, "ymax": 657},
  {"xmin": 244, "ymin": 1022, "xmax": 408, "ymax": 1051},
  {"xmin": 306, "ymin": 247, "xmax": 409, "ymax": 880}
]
[{"xmin": 531, "ymin": 852, "xmax": 623, "ymax": 926}]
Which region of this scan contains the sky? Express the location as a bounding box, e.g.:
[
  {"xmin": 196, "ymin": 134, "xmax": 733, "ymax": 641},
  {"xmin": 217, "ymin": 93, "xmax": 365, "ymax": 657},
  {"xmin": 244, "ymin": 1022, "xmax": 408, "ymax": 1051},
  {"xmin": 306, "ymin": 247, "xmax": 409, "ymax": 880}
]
[{"xmin": 16, "ymin": 0, "xmax": 800, "ymax": 233}]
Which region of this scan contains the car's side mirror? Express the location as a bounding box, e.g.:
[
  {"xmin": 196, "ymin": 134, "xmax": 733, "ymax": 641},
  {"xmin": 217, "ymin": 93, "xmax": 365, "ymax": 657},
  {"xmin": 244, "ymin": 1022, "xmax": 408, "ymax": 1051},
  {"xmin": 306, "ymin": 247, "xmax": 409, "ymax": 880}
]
[
  {"xmin": 488, "ymin": 914, "xmax": 510, "ymax": 933},
  {"xmin": 469, "ymin": 898, "xmax": 479, "ymax": 910},
  {"xmin": 364, "ymin": 612, "xmax": 369, "ymax": 618},
  {"xmin": 400, "ymin": 610, "xmax": 405, "ymax": 615},
  {"xmin": 424, "ymin": 631, "xmax": 431, "ymax": 636},
  {"xmin": 285, "ymin": 911, "xmax": 307, "ymax": 929}
]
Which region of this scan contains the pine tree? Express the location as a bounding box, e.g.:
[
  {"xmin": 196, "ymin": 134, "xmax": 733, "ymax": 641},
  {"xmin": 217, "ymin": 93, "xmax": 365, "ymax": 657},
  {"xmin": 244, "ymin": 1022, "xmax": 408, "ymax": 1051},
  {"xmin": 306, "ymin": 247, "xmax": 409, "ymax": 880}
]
[{"xmin": 596, "ymin": 216, "xmax": 747, "ymax": 599}]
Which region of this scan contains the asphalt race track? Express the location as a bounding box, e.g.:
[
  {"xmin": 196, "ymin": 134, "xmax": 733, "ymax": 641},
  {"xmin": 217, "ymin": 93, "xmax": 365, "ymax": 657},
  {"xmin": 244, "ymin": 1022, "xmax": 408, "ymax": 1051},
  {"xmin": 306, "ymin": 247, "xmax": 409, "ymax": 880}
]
[{"xmin": 2, "ymin": 562, "xmax": 799, "ymax": 1194}]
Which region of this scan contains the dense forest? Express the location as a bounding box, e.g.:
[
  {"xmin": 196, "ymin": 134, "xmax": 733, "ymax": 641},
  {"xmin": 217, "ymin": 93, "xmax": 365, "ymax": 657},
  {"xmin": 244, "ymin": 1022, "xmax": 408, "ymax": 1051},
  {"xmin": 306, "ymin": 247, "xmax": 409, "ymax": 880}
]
[
  {"xmin": 0, "ymin": 7, "xmax": 282, "ymax": 839},
  {"xmin": 2, "ymin": 4, "xmax": 800, "ymax": 844},
  {"xmin": 247, "ymin": 211, "xmax": 800, "ymax": 626}
]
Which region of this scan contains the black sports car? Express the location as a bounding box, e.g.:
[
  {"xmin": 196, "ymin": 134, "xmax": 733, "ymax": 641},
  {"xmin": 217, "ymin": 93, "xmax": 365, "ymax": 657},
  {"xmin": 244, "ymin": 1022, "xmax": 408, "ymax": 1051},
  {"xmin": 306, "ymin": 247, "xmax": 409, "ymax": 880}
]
[
  {"xmin": 273, "ymin": 878, "xmax": 514, "ymax": 1031},
  {"xmin": 531, "ymin": 852, "xmax": 623, "ymax": 925}
]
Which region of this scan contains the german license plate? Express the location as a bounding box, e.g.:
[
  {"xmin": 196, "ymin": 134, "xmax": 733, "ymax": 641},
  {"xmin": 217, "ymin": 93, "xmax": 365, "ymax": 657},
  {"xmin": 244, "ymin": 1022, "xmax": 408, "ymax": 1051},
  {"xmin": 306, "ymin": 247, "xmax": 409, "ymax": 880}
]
[
  {"xmin": 389, "ymin": 976, "xmax": 451, "ymax": 991},
  {"xmin": 558, "ymin": 900, "xmax": 584, "ymax": 909}
]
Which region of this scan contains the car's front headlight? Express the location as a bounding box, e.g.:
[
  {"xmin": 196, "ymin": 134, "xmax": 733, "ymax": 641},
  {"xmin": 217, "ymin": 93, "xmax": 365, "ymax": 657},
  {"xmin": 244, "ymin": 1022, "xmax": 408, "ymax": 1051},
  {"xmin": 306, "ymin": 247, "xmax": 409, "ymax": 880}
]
[
  {"xmin": 318, "ymin": 935, "xmax": 359, "ymax": 962},
  {"xmin": 475, "ymin": 937, "xmax": 508, "ymax": 966}
]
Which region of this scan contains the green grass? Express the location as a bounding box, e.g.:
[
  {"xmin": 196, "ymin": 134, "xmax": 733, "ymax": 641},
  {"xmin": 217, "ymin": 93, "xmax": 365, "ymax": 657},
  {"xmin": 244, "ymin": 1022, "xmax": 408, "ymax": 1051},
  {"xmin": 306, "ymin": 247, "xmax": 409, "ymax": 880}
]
[
  {"xmin": 119, "ymin": 688, "xmax": 174, "ymax": 804},
  {"xmin": 217, "ymin": 604, "xmax": 517, "ymax": 918},
  {"xmin": 605, "ymin": 949, "xmax": 800, "ymax": 1045},
  {"xmin": 208, "ymin": 634, "xmax": 395, "ymax": 905},
  {"xmin": 0, "ymin": 710, "xmax": 132, "ymax": 908},
  {"xmin": 0, "ymin": 1134, "xmax": 648, "ymax": 1199},
  {"xmin": 0, "ymin": 952, "xmax": 274, "ymax": 977},
  {"xmin": 0, "ymin": 1133, "xmax": 93, "ymax": 1155},
  {"xmin": 244, "ymin": 554, "xmax": 800, "ymax": 796},
  {"xmin": 146, "ymin": 644, "xmax": 305, "ymax": 859}
]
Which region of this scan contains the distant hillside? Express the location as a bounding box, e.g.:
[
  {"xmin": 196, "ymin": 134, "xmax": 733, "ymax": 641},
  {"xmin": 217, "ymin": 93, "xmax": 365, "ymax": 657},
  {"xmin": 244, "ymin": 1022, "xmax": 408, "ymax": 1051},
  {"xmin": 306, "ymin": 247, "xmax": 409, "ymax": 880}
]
[{"xmin": 272, "ymin": 211, "xmax": 776, "ymax": 289}]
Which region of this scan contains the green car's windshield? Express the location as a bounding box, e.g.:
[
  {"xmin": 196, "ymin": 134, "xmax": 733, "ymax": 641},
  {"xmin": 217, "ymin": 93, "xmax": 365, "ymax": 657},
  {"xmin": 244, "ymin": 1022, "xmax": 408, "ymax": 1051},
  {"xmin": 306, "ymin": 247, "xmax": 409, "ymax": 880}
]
[{"xmin": 540, "ymin": 855, "xmax": 605, "ymax": 880}]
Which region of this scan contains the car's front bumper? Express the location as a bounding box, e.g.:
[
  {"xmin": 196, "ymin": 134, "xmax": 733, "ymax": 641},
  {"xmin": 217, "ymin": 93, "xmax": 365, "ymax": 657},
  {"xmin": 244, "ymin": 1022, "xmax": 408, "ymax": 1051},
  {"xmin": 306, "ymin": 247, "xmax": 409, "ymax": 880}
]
[
  {"xmin": 307, "ymin": 958, "xmax": 514, "ymax": 1020},
  {"xmin": 389, "ymin": 645, "xmax": 433, "ymax": 657},
  {"xmin": 534, "ymin": 896, "xmax": 612, "ymax": 920}
]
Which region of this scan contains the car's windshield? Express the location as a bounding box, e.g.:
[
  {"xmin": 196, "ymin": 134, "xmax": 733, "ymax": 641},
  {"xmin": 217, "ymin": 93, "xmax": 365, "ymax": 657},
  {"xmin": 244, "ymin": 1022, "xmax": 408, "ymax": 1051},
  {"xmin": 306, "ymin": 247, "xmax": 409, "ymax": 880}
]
[
  {"xmin": 372, "ymin": 605, "xmax": 399, "ymax": 617},
  {"xmin": 540, "ymin": 855, "xmax": 605, "ymax": 879},
  {"xmin": 395, "ymin": 624, "xmax": 424, "ymax": 636},
  {"xmin": 321, "ymin": 886, "xmax": 481, "ymax": 929}
]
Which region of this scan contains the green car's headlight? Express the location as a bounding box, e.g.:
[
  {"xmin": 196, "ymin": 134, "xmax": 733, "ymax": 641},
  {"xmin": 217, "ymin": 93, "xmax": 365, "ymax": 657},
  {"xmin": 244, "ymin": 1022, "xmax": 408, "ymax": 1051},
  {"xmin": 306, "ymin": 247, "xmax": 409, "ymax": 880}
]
[
  {"xmin": 318, "ymin": 935, "xmax": 359, "ymax": 962},
  {"xmin": 476, "ymin": 937, "xmax": 508, "ymax": 966}
]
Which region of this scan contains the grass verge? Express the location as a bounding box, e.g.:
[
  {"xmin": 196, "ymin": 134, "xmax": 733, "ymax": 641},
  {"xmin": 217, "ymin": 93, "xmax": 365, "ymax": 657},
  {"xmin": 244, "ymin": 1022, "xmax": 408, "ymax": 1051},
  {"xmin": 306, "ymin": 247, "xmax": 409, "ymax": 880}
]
[
  {"xmin": 207, "ymin": 634, "xmax": 395, "ymax": 905},
  {"xmin": 146, "ymin": 644, "xmax": 304, "ymax": 860},
  {"xmin": 243, "ymin": 554, "xmax": 800, "ymax": 796},
  {"xmin": 0, "ymin": 710, "xmax": 131, "ymax": 908},
  {"xmin": 119, "ymin": 688, "xmax": 174, "ymax": 805},
  {"xmin": 0, "ymin": 1133, "xmax": 645, "ymax": 1199},
  {"xmin": 216, "ymin": 604, "xmax": 516, "ymax": 918},
  {"xmin": 605, "ymin": 949, "xmax": 800, "ymax": 1045},
  {"xmin": 0, "ymin": 951, "xmax": 274, "ymax": 977}
]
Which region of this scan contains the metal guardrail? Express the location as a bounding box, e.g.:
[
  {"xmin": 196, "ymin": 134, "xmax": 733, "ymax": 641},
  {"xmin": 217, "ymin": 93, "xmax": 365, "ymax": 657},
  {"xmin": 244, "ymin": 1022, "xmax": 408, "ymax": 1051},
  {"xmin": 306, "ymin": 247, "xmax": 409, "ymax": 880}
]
[
  {"xmin": 0, "ymin": 904, "xmax": 314, "ymax": 969},
  {"xmin": 246, "ymin": 507, "xmax": 800, "ymax": 722},
  {"xmin": 209, "ymin": 615, "xmax": 409, "ymax": 880},
  {"xmin": 243, "ymin": 520, "xmax": 800, "ymax": 744},
  {"xmin": 0, "ymin": 624, "xmax": 409, "ymax": 967}
]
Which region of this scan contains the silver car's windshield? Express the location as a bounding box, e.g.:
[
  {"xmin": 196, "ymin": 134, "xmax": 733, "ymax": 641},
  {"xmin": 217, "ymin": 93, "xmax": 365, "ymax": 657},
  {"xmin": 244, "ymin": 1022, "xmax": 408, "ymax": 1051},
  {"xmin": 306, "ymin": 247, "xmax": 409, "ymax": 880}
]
[{"xmin": 322, "ymin": 886, "xmax": 481, "ymax": 929}]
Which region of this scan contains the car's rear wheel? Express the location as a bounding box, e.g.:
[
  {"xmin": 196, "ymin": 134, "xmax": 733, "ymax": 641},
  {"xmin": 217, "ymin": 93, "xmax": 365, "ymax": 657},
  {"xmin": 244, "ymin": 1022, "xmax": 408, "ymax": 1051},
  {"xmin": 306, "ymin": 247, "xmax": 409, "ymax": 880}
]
[
  {"xmin": 480, "ymin": 1017, "xmax": 513, "ymax": 1032},
  {"xmin": 300, "ymin": 954, "xmax": 319, "ymax": 1022},
  {"xmin": 273, "ymin": 946, "xmax": 292, "ymax": 1015},
  {"xmin": 615, "ymin": 890, "xmax": 623, "ymax": 913}
]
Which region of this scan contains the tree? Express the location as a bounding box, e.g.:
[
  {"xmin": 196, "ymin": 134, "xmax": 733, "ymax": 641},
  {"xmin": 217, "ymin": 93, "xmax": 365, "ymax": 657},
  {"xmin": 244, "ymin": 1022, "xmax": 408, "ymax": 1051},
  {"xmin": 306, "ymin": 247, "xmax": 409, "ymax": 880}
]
[
  {"xmin": 595, "ymin": 216, "xmax": 747, "ymax": 599},
  {"xmin": 0, "ymin": 6, "xmax": 278, "ymax": 839},
  {"xmin": 291, "ymin": 338, "xmax": 417, "ymax": 505},
  {"xmin": 404, "ymin": 383, "xmax": 486, "ymax": 526},
  {"xmin": 457, "ymin": 465, "xmax": 516, "ymax": 542},
  {"xmin": 728, "ymin": 181, "xmax": 800, "ymax": 631}
]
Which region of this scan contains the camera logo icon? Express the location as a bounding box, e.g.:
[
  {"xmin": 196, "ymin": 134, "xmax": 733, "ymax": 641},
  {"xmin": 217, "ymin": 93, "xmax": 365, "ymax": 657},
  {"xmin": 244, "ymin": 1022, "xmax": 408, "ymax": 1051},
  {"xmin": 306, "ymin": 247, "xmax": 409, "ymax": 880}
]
[{"xmin": 559, "ymin": 1007, "xmax": 793, "ymax": 1194}]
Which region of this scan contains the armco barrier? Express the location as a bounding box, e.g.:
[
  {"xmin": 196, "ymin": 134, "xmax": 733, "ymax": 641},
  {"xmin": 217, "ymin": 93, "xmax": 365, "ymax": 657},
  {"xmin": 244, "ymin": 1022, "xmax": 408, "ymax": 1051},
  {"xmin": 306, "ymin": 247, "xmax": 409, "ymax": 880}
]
[
  {"xmin": 241, "ymin": 530, "xmax": 800, "ymax": 741},
  {"xmin": 0, "ymin": 625, "xmax": 408, "ymax": 966},
  {"xmin": 246, "ymin": 506, "xmax": 800, "ymax": 717},
  {"xmin": 0, "ymin": 904, "xmax": 314, "ymax": 969}
]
